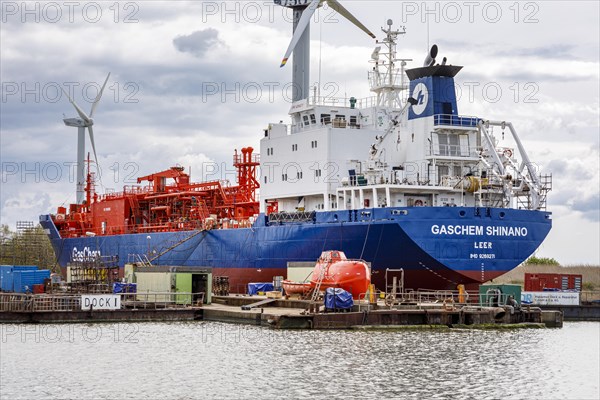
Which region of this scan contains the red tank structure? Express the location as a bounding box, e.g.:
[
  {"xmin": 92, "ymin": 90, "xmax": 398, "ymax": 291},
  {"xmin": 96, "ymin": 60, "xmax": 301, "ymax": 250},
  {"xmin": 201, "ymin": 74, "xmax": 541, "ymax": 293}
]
[{"xmin": 52, "ymin": 148, "xmax": 260, "ymax": 238}]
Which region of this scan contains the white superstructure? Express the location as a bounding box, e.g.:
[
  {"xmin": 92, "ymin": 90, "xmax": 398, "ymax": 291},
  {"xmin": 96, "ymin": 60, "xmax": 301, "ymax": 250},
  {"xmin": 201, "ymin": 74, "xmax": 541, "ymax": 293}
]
[{"xmin": 260, "ymin": 21, "xmax": 550, "ymax": 215}]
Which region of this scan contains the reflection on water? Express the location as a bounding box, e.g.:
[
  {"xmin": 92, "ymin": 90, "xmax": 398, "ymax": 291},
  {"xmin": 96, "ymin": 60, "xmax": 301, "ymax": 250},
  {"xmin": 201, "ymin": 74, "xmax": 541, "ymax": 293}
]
[{"xmin": 1, "ymin": 322, "xmax": 598, "ymax": 399}]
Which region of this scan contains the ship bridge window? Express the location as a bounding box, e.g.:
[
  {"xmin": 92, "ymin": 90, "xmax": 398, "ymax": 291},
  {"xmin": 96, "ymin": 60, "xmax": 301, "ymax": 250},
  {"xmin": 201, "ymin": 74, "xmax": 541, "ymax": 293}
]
[
  {"xmin": 333, "ymin": 115, "xmax": 347, "ymax": 128},
  {"xmin": 311, "ymin": 140, "xmax": 318, "ymax": 149},
  {"xmin": 438, "ymin": 133, "xmax": 459, "ymax": 156},
  {"xmin": 321, "ymin": 114, "xmax": 331, "ymax": 125},
  {"xmin": 292, "ymin": 144, "xmax": 298, "ymax": 151},
  {"xmin": 310, "ymin": 114, "xmax": 316, "ymax": 124},
  {"xmin": 350, "ymin": 116, "xmax": 358, "ymax": 126},
  {"xmin": 302, "ymin": 115, "xmax": 310, "ymax": 126},
  {"xmin": 437, "ymin": 165, "xmax": 449, "ymax": 180}
]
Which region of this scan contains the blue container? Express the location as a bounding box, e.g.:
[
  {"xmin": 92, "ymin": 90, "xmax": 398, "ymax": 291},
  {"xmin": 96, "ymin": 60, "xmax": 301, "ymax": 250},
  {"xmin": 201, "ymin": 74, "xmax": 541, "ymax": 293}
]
[
  {"xmin": 12, "ymin": 270, "xmax": 50, "ymax": 293},
  {"xmin": 1, "ymin": 266, "xmax": 40, "ymax": 292},
  {"xmin": 0, "ymin": 266, "xmax": 14, "ymax": 292},
  {"xmin": 13, "ymin": 265, "xmax": 39, "ymax": 271}
]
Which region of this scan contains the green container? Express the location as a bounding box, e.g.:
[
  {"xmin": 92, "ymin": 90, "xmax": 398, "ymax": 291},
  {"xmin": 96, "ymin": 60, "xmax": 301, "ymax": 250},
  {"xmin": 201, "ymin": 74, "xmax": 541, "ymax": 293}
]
[
  {"xmin": 175, "ymin": 272, "xmax": 212, "ymax": 305},
  {"xmin": 479, "ymin": 284, "xmax": 521, "ymax": 306}
]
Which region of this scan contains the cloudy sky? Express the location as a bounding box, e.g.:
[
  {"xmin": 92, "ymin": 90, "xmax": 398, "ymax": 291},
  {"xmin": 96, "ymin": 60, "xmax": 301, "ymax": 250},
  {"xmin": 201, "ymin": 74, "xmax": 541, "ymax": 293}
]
[{"xmin": 1, "ymin": 1, "xmax": 598, "ymax": 265}]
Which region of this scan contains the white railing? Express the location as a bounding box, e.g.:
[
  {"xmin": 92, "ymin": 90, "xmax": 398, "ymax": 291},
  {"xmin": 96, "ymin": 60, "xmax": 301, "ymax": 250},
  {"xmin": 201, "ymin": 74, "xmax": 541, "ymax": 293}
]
[
  {"xmin": 306, "ymin": 95, "xmax": 379, "ymax": 109},
  {"xmin": 354, "ymin": 289, "xmax": 522, "ymax": 312},
  {"xmin": 426, "ymin": 144, "xmax": 478, "ymax": 158}
]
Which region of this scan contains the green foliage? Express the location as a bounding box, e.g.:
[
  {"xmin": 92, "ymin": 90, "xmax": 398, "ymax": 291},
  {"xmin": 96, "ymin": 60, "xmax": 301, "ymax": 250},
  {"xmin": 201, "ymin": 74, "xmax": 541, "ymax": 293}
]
[
  {"xmin": 525, "ymin": 256, "xmax": 560, "ymax": 266},
  {"xmin": 582, "ymin": 282, "xmax": 596, "ymax": 291},
  {"xmin": 0, "ymin": 224, "xmax": 57, "ymax": 270}
]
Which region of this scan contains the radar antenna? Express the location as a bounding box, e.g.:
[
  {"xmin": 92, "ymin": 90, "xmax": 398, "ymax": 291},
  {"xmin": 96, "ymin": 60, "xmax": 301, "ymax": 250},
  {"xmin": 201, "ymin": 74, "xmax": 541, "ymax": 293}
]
[{"xmin": 368, "ymin": 20, "xmax": 410, "ymax": 108}]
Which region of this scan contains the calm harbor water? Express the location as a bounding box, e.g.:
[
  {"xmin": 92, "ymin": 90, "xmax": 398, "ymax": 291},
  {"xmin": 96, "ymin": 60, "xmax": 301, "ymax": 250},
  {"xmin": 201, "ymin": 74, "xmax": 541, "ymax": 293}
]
[{"xmin": 1, "ymin": 321, "xmax": 598, "ymax": 399}]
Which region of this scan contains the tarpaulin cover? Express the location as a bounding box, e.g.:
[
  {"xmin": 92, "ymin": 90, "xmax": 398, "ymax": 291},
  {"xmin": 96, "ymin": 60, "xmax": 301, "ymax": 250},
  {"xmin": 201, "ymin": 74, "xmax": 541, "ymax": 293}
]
[
  {"xmin": 324, "ymin": 288, "xmax": 354, "ymax": 310},
  {"xmin": 113, "ymin": 283, "xmax": 137, "ymax": 294},
  {"xmin": 247, "ymin": 282, "xmax": 274, "ymax": 295}
]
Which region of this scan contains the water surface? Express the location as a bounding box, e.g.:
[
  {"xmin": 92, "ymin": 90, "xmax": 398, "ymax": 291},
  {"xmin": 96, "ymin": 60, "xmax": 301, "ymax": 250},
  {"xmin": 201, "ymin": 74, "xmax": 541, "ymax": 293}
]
[{"xmin": 1, "ymin": 322, "xmax": 598, "ymax": 399}]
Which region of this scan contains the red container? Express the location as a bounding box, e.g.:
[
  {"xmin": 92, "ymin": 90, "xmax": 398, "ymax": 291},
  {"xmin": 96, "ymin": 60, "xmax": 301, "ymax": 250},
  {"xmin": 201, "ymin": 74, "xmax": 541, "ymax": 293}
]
[
  {"xmin": 524, "ymin": 273, "xmax": 582, "ymax": 291},
  {"xmin": 32, "ymin": 284, "xmax": 45, "ymax": 294}
]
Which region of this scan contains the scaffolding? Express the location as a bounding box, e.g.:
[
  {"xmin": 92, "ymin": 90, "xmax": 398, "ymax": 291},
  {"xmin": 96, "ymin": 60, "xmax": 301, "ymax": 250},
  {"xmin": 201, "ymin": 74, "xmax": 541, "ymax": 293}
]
[
  {"xmin": 67, "ymin": 255, "xmax": 119, "ymax": 293},
  {"xmin": 0, "ymin": 221, "xmax": 55, "ymax": 269}
]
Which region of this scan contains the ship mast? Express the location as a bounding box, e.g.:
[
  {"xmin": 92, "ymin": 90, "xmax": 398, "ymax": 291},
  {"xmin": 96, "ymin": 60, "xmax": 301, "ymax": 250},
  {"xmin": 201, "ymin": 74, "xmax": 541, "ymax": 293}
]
[
  {"xmin": 369, "ymin": 20, "xmax": 409, "ymax": 108},
  {"xmin": 84, "ymin": 152, "xmax": 96, "ymax": 210}
]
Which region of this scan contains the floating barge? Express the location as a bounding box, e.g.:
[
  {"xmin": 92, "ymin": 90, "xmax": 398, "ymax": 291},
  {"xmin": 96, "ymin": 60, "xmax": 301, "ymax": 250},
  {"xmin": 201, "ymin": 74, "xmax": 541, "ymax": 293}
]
[
  {"xmin": 0, "ymin": 292, "xmax": 563, "ymax": 328},
  {"xmin": 205, "ymin": 295, "xmax": 562, "ymax": 329}
]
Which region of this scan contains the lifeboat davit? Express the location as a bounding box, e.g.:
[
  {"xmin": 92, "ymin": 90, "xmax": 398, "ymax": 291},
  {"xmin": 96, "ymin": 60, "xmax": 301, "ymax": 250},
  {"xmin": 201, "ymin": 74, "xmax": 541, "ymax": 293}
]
[{"xmin": 283, "ymin": 251, "xmax": 371, "ymax": 299}]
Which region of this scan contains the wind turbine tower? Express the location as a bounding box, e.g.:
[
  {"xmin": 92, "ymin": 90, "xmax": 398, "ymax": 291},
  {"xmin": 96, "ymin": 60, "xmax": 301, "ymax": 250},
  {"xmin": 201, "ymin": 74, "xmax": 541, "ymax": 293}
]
[
  {"xmin": 61, "ymin": 73, "xmax": 110, "ymax": 205},
  {"xmin": 275, "ymin": 0, "xmax": 375, "ymax": 102}
]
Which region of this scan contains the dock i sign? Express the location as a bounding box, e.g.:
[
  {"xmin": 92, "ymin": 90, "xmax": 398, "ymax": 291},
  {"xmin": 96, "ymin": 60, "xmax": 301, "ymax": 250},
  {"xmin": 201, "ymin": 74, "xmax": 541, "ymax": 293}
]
[{"xmin": 81, "ymin": 294, "xmax": 121, "ymax": 310}]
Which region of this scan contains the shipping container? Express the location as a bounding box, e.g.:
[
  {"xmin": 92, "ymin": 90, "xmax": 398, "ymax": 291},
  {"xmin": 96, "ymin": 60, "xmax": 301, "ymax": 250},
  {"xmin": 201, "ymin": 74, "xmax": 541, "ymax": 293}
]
[
  {"xmin": 0, "ymin": 266, "xmax": 13, "ymax": 291},
  {"xmin": 135, "ymin": 272, "xmax": 173, "ymax": 302},
  {"xmin": 1, "ymin": 265, "xmax": 39, "ymax": 292},
  {"xmin": 524, "ymin": 273, "xmax": 583, "ymax": 292},
  {"xmin": 12, "ymin": 270, "xmax": 51, "ymax": 293},
  {"xmin": 13, "ymin": 265, "xmax": 39, "ymax": 271},
  {"xmin": 134, "ymin": 269, "xmax": 212, "ymax": 304}
]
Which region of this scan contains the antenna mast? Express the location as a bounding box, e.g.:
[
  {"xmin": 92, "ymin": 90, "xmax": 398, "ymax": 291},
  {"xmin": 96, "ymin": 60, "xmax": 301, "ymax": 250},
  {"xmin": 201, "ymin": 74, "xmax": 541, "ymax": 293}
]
[{"xmin": 368, "ymin": 20, "xmax": 409, "ymax": 108}]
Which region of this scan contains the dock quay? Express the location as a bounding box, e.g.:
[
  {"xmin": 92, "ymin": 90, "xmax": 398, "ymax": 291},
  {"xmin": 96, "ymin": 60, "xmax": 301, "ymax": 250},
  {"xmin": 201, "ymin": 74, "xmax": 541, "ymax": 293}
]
[
  {"xmin": 0, "ymin": 292, "xmax": 564, "ymax": 328},
  {"xmin": 0, "ymin": 292, "xmax": 204, "ymax": 323},
  {"xmin": 538, "ymin": 304, "xmax": 600, "ymax": 322},
  {"xmin": 206, "ymin": 295, "xmax": 562, "ymax": 329}
]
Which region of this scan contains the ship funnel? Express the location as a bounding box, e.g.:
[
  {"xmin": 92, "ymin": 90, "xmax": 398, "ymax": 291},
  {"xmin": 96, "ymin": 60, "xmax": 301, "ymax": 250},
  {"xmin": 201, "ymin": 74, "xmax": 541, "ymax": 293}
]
[{"xmin": 423, "ymin": 44, "xmax": 438, "ymax": 67}]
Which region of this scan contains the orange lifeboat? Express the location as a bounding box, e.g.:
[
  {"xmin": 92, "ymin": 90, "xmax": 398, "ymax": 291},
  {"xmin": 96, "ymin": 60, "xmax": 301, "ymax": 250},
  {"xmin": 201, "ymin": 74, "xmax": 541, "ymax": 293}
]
[
  {"xmin": 283, "ymin": 251, "xmax": 371, "ymax": 299},
  {"xmin": 281, "ymin": 280, "xmax": 311, "ymax": 295}
]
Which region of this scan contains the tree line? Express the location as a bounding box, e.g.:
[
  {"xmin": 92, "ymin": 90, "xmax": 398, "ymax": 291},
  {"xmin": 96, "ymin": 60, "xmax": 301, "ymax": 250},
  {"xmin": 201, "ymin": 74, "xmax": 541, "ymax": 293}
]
[{"xmin": 0, "ymin": 224, "xmax": 57, "ymax": 271}]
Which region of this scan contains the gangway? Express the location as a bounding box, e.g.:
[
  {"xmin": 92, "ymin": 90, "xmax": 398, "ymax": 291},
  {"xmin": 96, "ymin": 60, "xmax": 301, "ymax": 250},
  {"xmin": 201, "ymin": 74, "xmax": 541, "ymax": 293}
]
[{"xmin": 241, "ymin": 298, "xmax": 277, "ymax": 310}]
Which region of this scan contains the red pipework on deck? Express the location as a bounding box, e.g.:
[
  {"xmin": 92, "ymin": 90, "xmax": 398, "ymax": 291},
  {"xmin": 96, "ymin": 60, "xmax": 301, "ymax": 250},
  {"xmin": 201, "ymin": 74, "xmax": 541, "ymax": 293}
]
[{"xmin": 52, "ymin": 148, "xmax": 260, "ymax": 237}]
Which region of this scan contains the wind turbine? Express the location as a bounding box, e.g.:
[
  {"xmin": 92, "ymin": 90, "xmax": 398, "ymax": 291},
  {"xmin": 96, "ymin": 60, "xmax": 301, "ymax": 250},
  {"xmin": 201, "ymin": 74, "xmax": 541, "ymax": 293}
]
[
  {"xmin": 61, "ymin": 73, "xmax": 110, "ymax": 205},
  {"xmin": 276, "ymin": 0, "xmax": 375, "ymax": 102}
]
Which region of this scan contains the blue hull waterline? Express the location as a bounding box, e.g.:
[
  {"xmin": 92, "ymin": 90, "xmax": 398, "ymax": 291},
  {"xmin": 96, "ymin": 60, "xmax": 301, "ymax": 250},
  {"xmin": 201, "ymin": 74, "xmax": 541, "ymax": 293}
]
[{"xmin": 41, "ymin": 206, "xmax": 551, "ymax": 290}]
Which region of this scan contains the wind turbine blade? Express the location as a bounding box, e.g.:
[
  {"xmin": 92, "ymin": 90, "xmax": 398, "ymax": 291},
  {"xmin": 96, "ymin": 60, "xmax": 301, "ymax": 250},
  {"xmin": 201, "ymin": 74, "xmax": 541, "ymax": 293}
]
[
  {"xmin": 326, "ymin": 0, "xmax": 375, "ymax": 38},
  {"xmin": 61, "ymin": 87, "xmax": 91, "ymax": 124},
  {"xmin": 87, "ymin": 125, "xmax": 99, "ymax": 167},
  {"xmin": 280, "ymin": 0, "xmax": 321, "ymax": 67},
  {"xmin": 90, "ymin": 72, "xmax": 111, "ymax": 118}
]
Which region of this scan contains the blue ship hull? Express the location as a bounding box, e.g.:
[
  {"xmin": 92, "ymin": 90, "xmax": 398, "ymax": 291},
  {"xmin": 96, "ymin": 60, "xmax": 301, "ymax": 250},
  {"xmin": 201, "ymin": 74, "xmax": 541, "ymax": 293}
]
[{"xmin": 40, "ymin": 206, "xmax": 551, "ymax": 290}]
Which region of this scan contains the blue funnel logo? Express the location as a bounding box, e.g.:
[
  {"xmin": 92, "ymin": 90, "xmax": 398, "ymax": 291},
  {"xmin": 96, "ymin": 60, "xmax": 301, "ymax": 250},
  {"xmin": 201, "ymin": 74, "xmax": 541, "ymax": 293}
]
[{"xmin": 411, "ymin": 82, "xmax": 429, "ymax": 115}]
